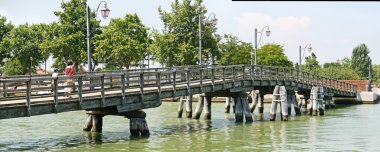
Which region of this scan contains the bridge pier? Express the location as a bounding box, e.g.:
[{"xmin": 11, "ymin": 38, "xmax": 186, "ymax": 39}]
[
  {"xmin": 225, "ymin": 97, "xmax": 231, "ymax": 113},
  {"xmin": 204, "ymin": 96, "xmax": 212, "ymax": 120},
  {"xmin": 249, "ymin": 90, "xmax": 259, "ymax": 113},
  {"xmin": 84, "ymin": 109, "xmax": 149, "ymax": 137},
  {"xmin": 287, "ymin": 90, "xmax": 301, "ymax": 115},
  {"xmin": 269, "ymin": 85, "xmax": 288, "ymax": 121},
  {"xmin": 233, "ymin": 93, "xmax": 253, "ymax": 123},
  {"xmin": 298, "ymin": 91, "xmax": 310, "ymax": 114},
  {"xmin": 308, "ymin": 87, "xmax": 325, "ymax": 116}
]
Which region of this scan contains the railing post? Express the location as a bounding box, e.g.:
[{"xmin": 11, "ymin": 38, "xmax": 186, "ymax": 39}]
[
  {"xmin": 232, "ymin": 66, "xmax": 236, "ymax": 87},
  {"xmin": 173, "ymin": 70, "xmax": 176, "ymax": 96},
  {"xmin": 157, "ymin": 71, "xmax": 161, "ymax": 99},
  {"xmin": 121, "ymin": 73, "xmax": 126, "ymax": 104},
  {"xmin": 200, "ymin": 69, "xmax": 203, "ymax": 89},
  {"xmin": 53, "ymin": 77, "xmax": 59, "ymax": 113},
  {"xmin": 101, "ymin": 74, "xmax": 105, "ymax": 107},
  {"xmin": 78, "ymin": 76, "xmax": 83, "ymax": 109},
  {"xmin": 126, "ymin": 69, "xmax": 130, "ymax": 88},
  {"xmin": 211, "ymin": 67, "xmax": 215, "ymax": 89},
  {"xmin": 26, "ymin": 79, "xmax": 32, "ymax": 116},
  {"xmin": 259, "ymin": 66, "xmax": 263, "ymax": 80},
  {"xmin": 276, "ymin": 67, "xmax": 279, "ymax": 81},
  {"xmin": 251, "ymin": 65, "xmax": 254, "ymax": 80},
  {"xmin": 222, "ymin": 67, "xmax": 226, "ymax": 89},
  {"xmin": 140, "ymin": 72, "xmax": 144, "ymax": 101},
  {"xmin": 187, "ymin": 70, "xmax": 191, "ymax": 95},
  {"xmin": 2, "ymin": 81, "xmax": 6, "ymax": 97}
]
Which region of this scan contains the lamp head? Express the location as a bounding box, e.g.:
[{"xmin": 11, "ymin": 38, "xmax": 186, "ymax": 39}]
[
  {"xmin": 265, "ymin": 28, "xmax": 271, "ymax": 37},
  {"xmin": 101, "ymin": 4, "xmax": 110, "ymax": 19}
]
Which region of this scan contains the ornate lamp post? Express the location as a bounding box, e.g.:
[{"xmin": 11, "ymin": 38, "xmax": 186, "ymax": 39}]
[
  {"xmin": 253, "ymin": 26, "xmax": 271, "ymax": 65},
  {"xmin": 199, "ymin": 13, "xmax": 217, "ymax": 66},
  {"xmin": 86, "ymin": 1, "xmax": 110, "ymax": 72},
  {"xmin": 299, "ymin": 44, "xmax": 312, "ymax": 71}
]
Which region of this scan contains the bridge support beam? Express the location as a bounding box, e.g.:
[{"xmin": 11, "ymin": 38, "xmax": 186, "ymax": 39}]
[
  {"xmin": 178, "ymin": 96, "xmax": 185, "ymax": 118},
  {"xmin": 309, "ymin": 87, "xmax": 325, "ymax": 116},
  {"xmin": 298, "ymin": 91, "xmax": 310, "ymax": 114},
  {"xmin": 83, "ymin": 114, "xmax": 93, "ymax": 131},
  {"xmin": 269, "ymin": 85, "xmax": 288, "ymax": 121},
  {"xmin": 249, "ymin": 90, "xmax": 260, "ymax": 113},
  {"xmin": 233, "ymin": 92, "xmax": 253, "ymax": 123},
  {"xmin": 257, "ymin": 93, "xmax": 264, "ymax": 121}
]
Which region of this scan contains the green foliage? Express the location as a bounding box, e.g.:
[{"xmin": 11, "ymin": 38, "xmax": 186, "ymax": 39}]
[
  {"xmin": 303, "ymin": 52, "xmax": 320, "ymax": 73},
  {"xmin": 318, "ymin": 65, "xmax": 361, "ymax": 80},
  {"xmin": 373, "ymin": 64, "xmax": 380, "ymax": 84},
  {"xmin": 218, "ymin": 34, "xmax": 251, "ymax": 65},
  {"xmin": 2, "ymin": 58, "xmax": 27, "ymax": 75},
  {"xmin": 94, "ymin": 14, "xmax": 149, "ymax": 69},
  {"xmin": 151, "ymin": 0, "xmax": 219, "ymax": 67},
  {"xmin": 351, "ymin": 43, "xmax": 372, "ymax": 78},
  {"xmin": 256, "ymin": 44, "xmax": 293, "ymax": 67},
  {"xmin": 41, "ymin": 0, "xmax": 100, "ymax": 70},
  {"xmin": 2, "ymin": 24, "xmax": 48, "ymax": 75},
  {"xmin": 0, "ymin": 15, "xmax": 14, "ymax": 69}
]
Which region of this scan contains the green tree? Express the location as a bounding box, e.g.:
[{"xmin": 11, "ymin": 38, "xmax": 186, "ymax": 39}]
[
  {"xmin": 256, "ymin": 43, "xmax": 293, "ymax": 67},
  {"xmin": 0, "ymin": 15, "xmax": 14, "ymax": 71},
  {"xmin": 218, "ymin": 34, "xmax": 252, "ymax": 65},
  {"xmin": 2, "ymin": 24, "xmax": 48, "ymax": 75},
  {"xmin": 41, "ymin": 0, "xmax": 100, "ymax": 71},
  {"xmin": 303, "ymin": 52, "xmax": 320, "ymax": 73},
  {"xmin": 94, "ymin": 14, "xmax": 149, "ymax": 69},
  {"xmin": 351, "ymin": 43, "xmax": 372, "ymax": 79},
  {"xmin": 151, "ymin": 0, "xmax": 219, "ymax": 67}
]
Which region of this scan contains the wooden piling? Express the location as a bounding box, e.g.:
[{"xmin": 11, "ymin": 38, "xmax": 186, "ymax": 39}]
[
  {"xmin": 204, "ymin": 96, "xmax": 212, "ymax": 120},
  {"xmin": 279, "ymin": 86, "xmax": 288, "ymax": 121},
  {"xmin": 83, "ymin": 114, "xmax": 93, "ymax": 131},
  {"xmin": 225, "ymin": 97, "xmax": 231, "ymax": 113},
  {"xmin": 242, "ymin": 96, "xmax": 253, "ymax": 122},
  {"xmin": 234, "ymin": 97, "xmax": 244, "ymax": 123},
  {"xmin": 177, "ymin": 96, "xmax": 185, "ymax": 118},
  {"xmin": 293, "ymin": 95, "xmax": 302, "ymax": 115},
  {"xmin": 258, "ymin": 93, "xmax": 264, "ymax": 121},
  {"xmin": 193, "ymin": 95, "xmax": 204, "ymax": 119},
  {"xmin": 130, "ymin": 118, "xmax": 150, "ymax": 137},
  {"xmin": 91, "ymin": 115, "xmax": 104, "ymax": 133},
  {"xmin": 249, "ymin": 90, "xmax": 258, "ymax": 113},
  {"xmin": 270, "ymin": 86, "xmax": 280, "ymax": 121},
  {"xmin": 186, "ymin": 95, "xmax": 192, "ymax": 118}
]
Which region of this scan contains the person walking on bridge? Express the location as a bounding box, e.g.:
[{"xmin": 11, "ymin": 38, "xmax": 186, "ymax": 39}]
[{"xmin": 64, "ymin": 60, "xmax": 75, "ymax": 98}]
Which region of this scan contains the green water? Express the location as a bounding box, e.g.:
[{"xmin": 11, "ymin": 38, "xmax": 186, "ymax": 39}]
[{"xmin": 1, "ymin": 102, "xmax": 380, "ymax": 152}]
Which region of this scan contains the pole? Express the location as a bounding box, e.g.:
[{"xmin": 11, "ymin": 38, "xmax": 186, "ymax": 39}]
[
  {"xmin": 254, "ymin": 28, "xmax": 258, "ymax": 65},
  {"xmin": 199, "ymin": 14, "xmax": 202, "ymax": 66},
  {"xmin": 299, "ymin": 45, "xmax": 302, "ymax": 71},
  {"xmin": 86, "ymin": 4, "xmax": 92, "ymax": 72}
]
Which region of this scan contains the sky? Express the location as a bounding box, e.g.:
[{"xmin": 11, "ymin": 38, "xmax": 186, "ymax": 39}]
[{"xmin": 0, "ymin": 0, "xmax": 379, "ymax": 69}]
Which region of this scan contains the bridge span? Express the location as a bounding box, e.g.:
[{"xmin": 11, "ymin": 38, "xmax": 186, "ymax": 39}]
[{"xmin": 0, "ymin": 65, "xmax": 357, "ymax": 136}]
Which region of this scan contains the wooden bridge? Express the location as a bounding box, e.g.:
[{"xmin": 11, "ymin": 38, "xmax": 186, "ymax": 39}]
[{"xmin": 0, "ymin": 65, "xmax": 357, "ymax": 136}]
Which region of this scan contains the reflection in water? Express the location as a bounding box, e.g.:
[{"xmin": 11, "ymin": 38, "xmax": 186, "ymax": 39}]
[
  {"xmin": 1, "ymin": 103, "xmax": 380, "ymax": 151},
  {"xmin": 83, "ymin": 131, "xmax": 103, "ymax": 144}
]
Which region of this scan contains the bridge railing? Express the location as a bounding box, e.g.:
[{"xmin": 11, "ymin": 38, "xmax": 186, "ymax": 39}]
[{"xmin": 0, "ymin": 65, "xmax": 357, "ymax": 108}]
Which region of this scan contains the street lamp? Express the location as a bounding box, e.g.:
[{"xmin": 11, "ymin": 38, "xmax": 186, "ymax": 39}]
[
  {"xmin": 86, "ymin": 1, "xmax": 110, "ymax": 72},
  {"xmin": 253, "ymin": 26, "xmax": 271, "ymax": 65},
  {"xmin": 199, "ymin": 13, "xmax": 217, "ymax": 66},
  {"xmin": 336, "ymin": 59, "xmax": 340, "ymax": 80},
  {"xmin": 298, "ymin": 44, "xmax": 312, "ymax": 71}
]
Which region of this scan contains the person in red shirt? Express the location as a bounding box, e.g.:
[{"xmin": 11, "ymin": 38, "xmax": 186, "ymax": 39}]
[{"xmin": 64, "ymin": 60, "xmax": 75, "ymax": 98}]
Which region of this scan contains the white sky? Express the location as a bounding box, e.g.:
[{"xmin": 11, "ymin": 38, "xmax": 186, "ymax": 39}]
[{"xmin": 0, "ymin": 0, "xmax": 379, "ymax": 69}]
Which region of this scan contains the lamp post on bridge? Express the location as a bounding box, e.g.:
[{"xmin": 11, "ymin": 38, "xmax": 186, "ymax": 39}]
[
  {"xmin": 199, "ymin": 12, "xmax": 217, "ymax": 66},
  {"xmin": 252, "ymin": 26, "xmax": 271, "ymax": 65},
  {"xmin": 298, "ymin": 44, "xmax": 312, "ymax": 71},
  {"xmin": 86, "ymin": 1, "xmax": 110, "ymax": 72},
  {"xmin": 336, "ymin": 59, "xmax": 340, "ymax": 80}
]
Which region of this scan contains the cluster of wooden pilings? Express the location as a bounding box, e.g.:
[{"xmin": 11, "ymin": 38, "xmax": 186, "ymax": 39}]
[
  {"xmin": 177, "ymin": 85, "xmax": 336, "ymax": 123},
  {"xmin": 82, "ymin": 108, "xmax": 150, "ymax": 137}
]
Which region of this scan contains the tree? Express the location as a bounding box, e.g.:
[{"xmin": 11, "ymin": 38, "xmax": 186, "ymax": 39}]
[
  {"xmin": 256, "ymin": 44, "xmax": 293, "ymax": 67},
  {"xmin": 41, "ymin": 0, "xmax": 101, "ymax": 71},
  {"xmin": 303, "ymin": 52, "xmax": 320, "ymax": 73},
  {"xmin": 94, "ymin": 14, "xmax": 149, "ymax": 69},
  {"xmin": 151, "ymin": 0, "xmax": 219, "ymax": 67},
  {"xmin": 351, "ymin": 43, "xmax": 372, "ymax": 79},
  {"xmin": 0, "ymin": 15, "xmax": 14, "ymax": 72},
  {"xmin": 2, "ymin": 24, "xmax": 48, "ymax": 75},
  {"xmin": 218, "ymin": 34, "xmax": 252, "ymax": 65}
]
